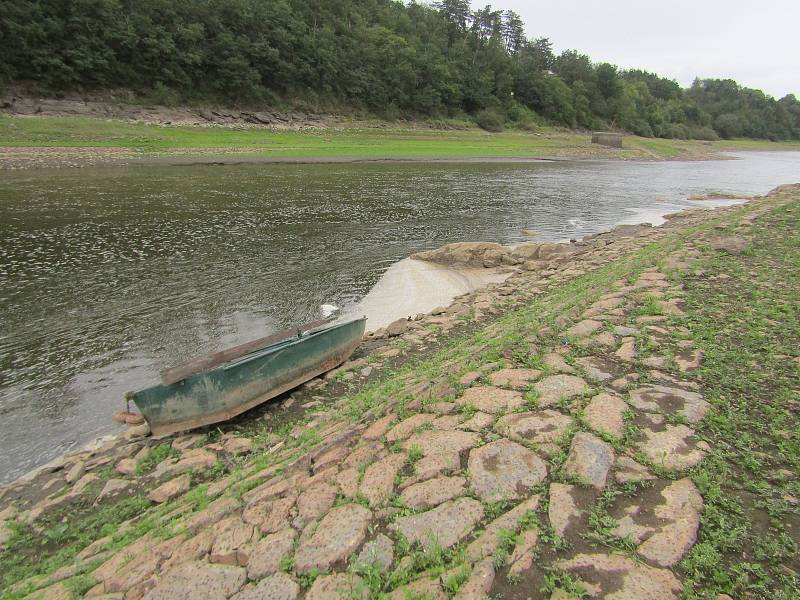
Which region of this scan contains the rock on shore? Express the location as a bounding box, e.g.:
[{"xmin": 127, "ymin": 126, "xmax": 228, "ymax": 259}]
[{"xmin": 411, "ymin": 240, "xmax": 578, "ymax": 269}]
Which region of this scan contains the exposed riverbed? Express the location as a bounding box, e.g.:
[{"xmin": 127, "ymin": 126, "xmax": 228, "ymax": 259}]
[{"xmin": 1, "ymin": 151, "xmax": 799, "ymax": 481}]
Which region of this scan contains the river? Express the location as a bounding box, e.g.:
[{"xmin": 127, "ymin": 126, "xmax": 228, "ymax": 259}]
[{"xmin": 1, "ymin": 151, "xmax": 798, "ymax": 481}]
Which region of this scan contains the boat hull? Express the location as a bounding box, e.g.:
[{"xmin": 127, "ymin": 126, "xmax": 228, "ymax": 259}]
[{"xmin": 131, "ymin": 318, "xmax": 366, "ymax": 438}]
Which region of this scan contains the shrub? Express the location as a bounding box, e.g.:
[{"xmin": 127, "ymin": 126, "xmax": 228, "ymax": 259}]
[
  {"xmin": 507, "ymin": 102, "xmax": 540, "ymax": 131},
  {"xmin": 145, "ymin": 82, "xmax": 180, "ymax": 106},
  {"xmin": 713, "ymin": 113, "xmax": 742, "ymax": 139},
  {"xmin": 664, "ymin": 123, "xmax": 690, "ymax": 140},
  {"xmin": 427, "ymin": 116, "xmax": 471, "ymax": 130},
  {"xmin": 475, "ymin": 109, "xmax": 505, "ymax": 132},
  {"xmin": 381, "ymin": 103, "xmax": 402, "ymax": 121},
  {"xmin": 689, "ymin": 125, "xmax": 720, "ymax": 141}
]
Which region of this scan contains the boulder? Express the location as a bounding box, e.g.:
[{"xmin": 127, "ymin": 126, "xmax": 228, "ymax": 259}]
[
  {"xmin": 611, "ymin": 507, "xmax": 655, "ymax": 545},
  {"xmin": 403, "ymin": 430, "xmax": 480, "ymax": 456},
  {"xmin": 399, "ymin": 476, "xmax": 466, "ymax": 510},
  {"xmin": 468, "ymin": 439, "xmax": 547, "ymax": 502},
  {"xmin": 510, "ymin": 242, "xmax": 575, "ymax": 263},
  {"xmin": 359, "ymin": 454, "xmax": 406, "ymax": 507},
  {"xmin": 363, "ymin": 414, "xmax": 395, "ymax": 440},
  {"xmin": 533, "ymin": 375, "xmax": 589, "ymax": 407},
  {"xmin": 494, "ymin": 410, "xmax": 572, "ymax": 445},
  {"xmin": 221, "ymin": 437, "xmax": 253, "ymax": 455},
  {"xmin": 293, "ymin": 504, "xmax": 372, "ymax": 572},
  {"xmin": 402, "ymin": 452, "xmax": 461, "ymax": 487},
  {"xmin": 143, "ymin": 561, "xmax": 246, "ymax": 600},
  {"xmin": 161, "ymin": 530, "xmax": 214, "ymax": 571},
  {"xmin": 566, "ymin": 320, "xmax": 604, "ymax": 338},
  {"xmin": 385, "ymin": 414, "xmax": 435, "ymax": 442},
  {"xmin": 543, "ymin": 353, "xmax": 576, "ymax": 374},
  {"xmin": 116, "ymin": 458, "xmax": 138, "ymax": 476},
  {"xmin": 357, "ymin": 534, "xmax": 394, "ymax": 570},
  {"xmin": 247, "ymin": 529, "xmax": 296, "ymax": 580},
  {"xmin": 628, "ymin": 385, "xmax": 710, "ymax": 423},
  {"xmin": 232, "ymin": 573, "xmax": 299, "ymax": 600},
  {"xmin": 557, "ymin": 553, "xmax": 682, "ymax": 599},
  {"xmin": 125, "ymin": 422, "xmax": 152, "ymax": 440},
  {"xmin": 637, "ymin": 479, "xmax": 703, "ymax": 566},
  {"xmin": 576, "ymin": 356, "xmax": 617, "ymax": 383},
  {"xmin": 305, "ymin": 573, "xmax": 365, "ymax": 600},
  {"xmin": 458, "ymin": 412, "xmax": 496, "ymax": 432},
  {"xmin": 638, "ymin": 425, "xmax": 708, "ymax": 470},
  {"xmin": 209, "ymin": 517, "xmax": 255, "ymax": 566},
  {"xmin": 548, "ymin": 483, "xmax": 582, "ymax": 537},
  {"xmin": 584, "ymin": 393, "xmax": 627, "ymax": 437},
  {"xmin": 453, "ymin": 558, "xmax": 494, "ymax": 600},
  {"xmin": 183, "ymin": 497, "xmax": 241, "ymax": 533},
  {"xmin": 95, "ymin": 479, "xmax": 131, "ymax": 503},
  {"xmin": 392, "ymin": 498, "xmax": 484, "ymax": 549},
  {"xmin": 710, "ymin": 236, "xmax": 749, "ymax": 255},
  {"xmin": 489, "ymin": 368, "xmax": 542, "ymax": 389},
  {"xmin": 456, "ymin": 386, "xmax": 525, "ymax": 414},
  {"xmin": 563, "ymin": 432, "xmax": 614, "ymax": 490},
  {"xmin": 614, "ymin": 456, "xmax": 656, "ymax": 484},
  {"xmin": 297, "ymin": 482, "xmax": 338, "ymax": 523},
  {"xmin": 65, "ymin": 460, "xmax": 86, "ymax": 484},
  {"xmin": 412, "ymin": 242, "xmax": 511, "ymax": 268},
  {"xmin": 386, "ymin": 318, "xmax": 411, "ymax": 337},
  {"xmin": 148, "ymin": 474, "xmax": 190, "ymax": 504},
  {"xmin": 388, "ymin": 578, "xmax": 447, "ymax": 600},
  {"xmin": 465, "ymin": 496, "xmax": 540, "ymax": 561},
  {"xmin": 508, "ymin": 529, "xmax": 539, "ymax": 576},
  {"xmin": 153, "ymin": 449, "xmax": 217, "ymax": 478}
]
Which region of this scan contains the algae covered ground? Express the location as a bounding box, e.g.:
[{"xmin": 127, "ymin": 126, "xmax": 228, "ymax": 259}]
[
  {"xmin": 0, "ymin": 186, "xmax": 798, "ymax": 600},
  {"xmin": 2, "ymin": 114, "xmax": 800, "ymax": 169}
]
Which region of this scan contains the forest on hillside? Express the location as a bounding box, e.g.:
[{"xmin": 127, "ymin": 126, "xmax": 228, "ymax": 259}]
[{"xmin": 1, "ymin": 0, "xmax": 799, "ymax": 140}]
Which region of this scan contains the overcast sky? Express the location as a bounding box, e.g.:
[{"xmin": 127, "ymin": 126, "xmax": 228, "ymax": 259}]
[{"xmin": 494, "ymin": 0, "xmax": 799, "ymax": 99}]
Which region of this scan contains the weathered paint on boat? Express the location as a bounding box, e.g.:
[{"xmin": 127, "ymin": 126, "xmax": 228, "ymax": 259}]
[{"xmin": 130, "ymin": 317, "xmax": 366, "ymax": 438}]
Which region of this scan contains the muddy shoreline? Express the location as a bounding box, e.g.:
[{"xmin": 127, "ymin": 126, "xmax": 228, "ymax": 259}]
[
  {"xmin": 1, "ymin": 94, "xmax": 334, "ymax": 129},
  {"xmin": 0, "ymin": 151, "xmax": 566, "ymax": 172},
  {"xmin": 0, "ymin": 146, "xmax": 734, "ymax": 172}
]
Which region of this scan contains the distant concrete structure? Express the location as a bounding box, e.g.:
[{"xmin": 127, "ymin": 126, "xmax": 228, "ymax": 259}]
[{"xmin": 592, "ymin": 132, "xmax": 624, "ymax": 148}]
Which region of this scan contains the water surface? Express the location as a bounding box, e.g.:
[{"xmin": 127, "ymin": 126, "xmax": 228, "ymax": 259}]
[{"xmin": 1, "ymin": 151, "xmax": 798, "ymax": 480}]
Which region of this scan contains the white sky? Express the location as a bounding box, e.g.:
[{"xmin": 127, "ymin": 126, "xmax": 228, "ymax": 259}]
[{"xmin": 494, "ymin": 0, "xmax": 799, "ymax": 99}]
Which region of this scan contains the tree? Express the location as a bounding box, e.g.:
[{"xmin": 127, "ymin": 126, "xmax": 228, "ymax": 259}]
[
  {"xmin": 553, "ymin": 50, "xmax": 594, "ymax": 86},
  {"xmin": 714, "ymin": 113, "xmax": 743, "ymax": 139},
  {"xmin": 0, "ymin": 0, "xmax": 796, "ymax": 140},
  {"xmin": 501, "ymin": 10, "xmax": 524, "ymax": 55},
  {"xmin": 471, "ymin": 5, "xmax": 502, "ymax": 44},
  {"xmin": 596, "ymin": 63, "xmax": 621, "ymax": 100},
  {"xmin": 435, "ymin": 0, "xmax": 471, "ymax": 47},
  {"xmin": 523, "ymin": 37, "xmax": 554, "ymax": 71}
]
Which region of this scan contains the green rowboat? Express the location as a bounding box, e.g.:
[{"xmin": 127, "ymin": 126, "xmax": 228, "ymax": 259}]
[{"xmin": 128, "ymin": 317, "xmax": 366, "ymax": 438}]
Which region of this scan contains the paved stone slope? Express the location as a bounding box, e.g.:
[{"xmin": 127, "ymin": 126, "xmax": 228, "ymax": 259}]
[{"xmin": 2, "ymin": 185, "xmax": 797, "ymax": 600}]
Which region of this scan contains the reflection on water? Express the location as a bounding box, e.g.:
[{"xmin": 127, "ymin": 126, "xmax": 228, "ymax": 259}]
[{"xmin": 1, "ymin": 151, "xmax": 798, "ymax": 480}]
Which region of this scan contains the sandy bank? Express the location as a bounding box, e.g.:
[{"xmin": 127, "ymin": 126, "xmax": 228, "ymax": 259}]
[{"xmin": 351, "ymin": 259, "xmax": 512, "ymax": 331}]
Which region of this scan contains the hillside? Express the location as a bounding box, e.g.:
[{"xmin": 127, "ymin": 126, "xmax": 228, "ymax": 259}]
[{"xmin": 1, "ymin": 0, "xmax": 799, "ymax": 141}]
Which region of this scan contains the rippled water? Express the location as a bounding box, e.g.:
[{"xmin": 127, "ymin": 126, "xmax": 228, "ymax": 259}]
[{"xmin": 1, "ymin": 151, "xmax": 798, "ymax": 481}]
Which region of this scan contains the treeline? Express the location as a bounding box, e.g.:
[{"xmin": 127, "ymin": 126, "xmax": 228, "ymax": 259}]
[{"xmin": 1, "ymin": 0, "xmax": 799, "ymax": 140}]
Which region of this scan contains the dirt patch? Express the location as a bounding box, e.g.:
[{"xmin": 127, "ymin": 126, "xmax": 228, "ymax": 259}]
[{"xmin": 2, "ymin": 94, "xmax": 331, "ymax": 129}]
